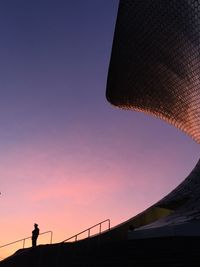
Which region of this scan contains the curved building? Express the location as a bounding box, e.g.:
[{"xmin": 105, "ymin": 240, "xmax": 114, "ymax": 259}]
[
  {"xmin": 106, "ymin": 0, "xmax": 200, "ymax": 237},
  {"xmin": 106, "ymin": 0, "xmax": 200, "ymax": 143}
]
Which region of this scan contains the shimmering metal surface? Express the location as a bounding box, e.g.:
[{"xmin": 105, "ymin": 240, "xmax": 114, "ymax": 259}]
[{"xmin": 106, "ymin": 0, "xmax": 200, "ymax": 143}]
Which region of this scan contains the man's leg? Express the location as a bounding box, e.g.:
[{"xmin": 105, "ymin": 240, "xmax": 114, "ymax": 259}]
[{"xmin": 32, "ymin": 238, "xmax": 36, "ymax": 247}]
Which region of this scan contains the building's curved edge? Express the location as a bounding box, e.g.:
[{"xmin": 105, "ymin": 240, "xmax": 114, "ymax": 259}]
[{"xmin": 106, "ymin": 100, "xmax": 200, "ymax": 144}]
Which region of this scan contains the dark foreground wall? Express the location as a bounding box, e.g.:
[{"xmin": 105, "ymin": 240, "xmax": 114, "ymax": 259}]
[{"xmin": 1, "ymin": 237, "xmax": 200, "ymax": 267}]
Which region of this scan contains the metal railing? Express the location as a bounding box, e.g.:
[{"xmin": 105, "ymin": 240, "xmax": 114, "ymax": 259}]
[
  {"xmin": 0, "ymin": 230, "xmax": 53, "ymax": 250},
  {"xmin": 63, "ymin": 219, "xmax": 110, "ymax": 242}
]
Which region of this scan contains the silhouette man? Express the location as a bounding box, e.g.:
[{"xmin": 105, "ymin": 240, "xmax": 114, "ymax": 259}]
[{"xmin": 32, "ymin": 223, "xmax": 39, "ymax": 247}]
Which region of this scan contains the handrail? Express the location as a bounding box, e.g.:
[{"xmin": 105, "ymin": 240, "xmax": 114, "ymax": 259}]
[
  {"xmin": 0, "ymin": 230, "xmax": 53, "ymax": 250},
  {"xmin": 63, "ymin": 219, "xmax": 110, "ymax": 242}
]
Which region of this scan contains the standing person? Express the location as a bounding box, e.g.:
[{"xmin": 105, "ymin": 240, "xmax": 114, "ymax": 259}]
[{"xmin": 32, "ymin": 223, "xmax": 40, "ymax": 247}]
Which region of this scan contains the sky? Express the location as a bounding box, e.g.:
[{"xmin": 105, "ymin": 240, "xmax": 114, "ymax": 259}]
[{"xmin": 0, "ymin": 0, "xmax": 199, "ymax": 258}]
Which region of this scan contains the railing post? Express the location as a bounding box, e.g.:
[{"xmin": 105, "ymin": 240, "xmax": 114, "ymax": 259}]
[
  {"xmin": 99, "ymin": 223, "xmax": 101, "ymax": 234},
  {"xmin": 50, "ymin": 231, "xmax": 53, "ymax": 244},
  {"xmin": 23, "ymin": 239, "xmax": 25, "ymax": 249},
  {"xmin": 88, "ymin": 229, "xmax": 90, "ymax": 238}
]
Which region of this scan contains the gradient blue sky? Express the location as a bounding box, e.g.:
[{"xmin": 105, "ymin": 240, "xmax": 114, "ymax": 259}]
[{"xmin": 0, "ymin": 0, "xmax": 199, "ymax": 257}]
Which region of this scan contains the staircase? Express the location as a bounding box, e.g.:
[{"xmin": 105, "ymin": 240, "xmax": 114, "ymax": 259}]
[{"xmin": 0, "ymin": 231, "xmax": 53, "ymax": 260}]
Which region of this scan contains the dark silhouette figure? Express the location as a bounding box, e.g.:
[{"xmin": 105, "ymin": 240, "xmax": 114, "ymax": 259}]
[{"xmin": 32, "ymin": 223, "xmax": 39, "ymax": 247}]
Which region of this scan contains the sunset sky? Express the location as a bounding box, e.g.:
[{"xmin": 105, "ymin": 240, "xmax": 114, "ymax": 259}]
[{"xmin": 0, "ymin": 0, "xmax": 199, "ymax": 258}]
